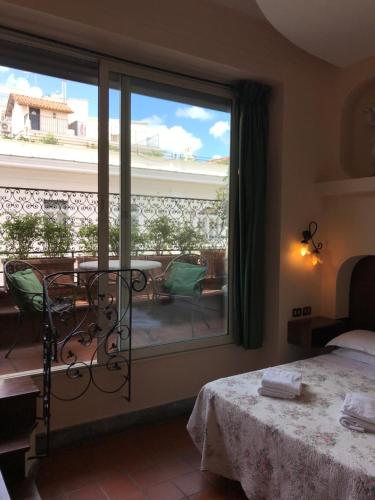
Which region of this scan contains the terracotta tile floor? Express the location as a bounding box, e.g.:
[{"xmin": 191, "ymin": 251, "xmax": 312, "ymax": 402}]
[{"xmin": 37, "ymin": 416, "xmax": 248, "ymax": 500}]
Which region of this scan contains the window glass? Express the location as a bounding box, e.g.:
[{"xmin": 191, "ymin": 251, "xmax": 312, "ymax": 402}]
[
  {"xmin": 129, "ymin": 90, "xmax": 231, "ymax": 349},
  {"xmin": 0, "ymin": 64, "xmax": 98, "ymax": 374}
]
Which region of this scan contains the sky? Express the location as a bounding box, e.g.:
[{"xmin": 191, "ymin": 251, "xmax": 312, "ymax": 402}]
[{"xmin": 0, "ymin": 66, "xmax": 231, "ymax": 159}]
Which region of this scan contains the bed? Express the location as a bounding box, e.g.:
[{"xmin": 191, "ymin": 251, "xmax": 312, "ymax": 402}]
[{"xmin": 187, "ymin": 256, "xmax": 375, "ymax": 499}]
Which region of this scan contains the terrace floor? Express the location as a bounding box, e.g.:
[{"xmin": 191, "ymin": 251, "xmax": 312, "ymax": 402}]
[
  {"xmin": 0, "ymin": 294, "xmax": 226, "ymax": 376},
  {"xmin": 36, "ymin": 415, "xmax": 247, "ymax": 499}
]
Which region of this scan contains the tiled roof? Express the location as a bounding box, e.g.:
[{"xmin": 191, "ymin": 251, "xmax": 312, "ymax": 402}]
[{"xmin": 6, "ymin": 94, "xmax": 73, "ymax": 115}]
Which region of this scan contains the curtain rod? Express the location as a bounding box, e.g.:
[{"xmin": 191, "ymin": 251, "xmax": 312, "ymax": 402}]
[{"xmin": 0, "ymin": 24, "xmax": 235, "ymax": 91}]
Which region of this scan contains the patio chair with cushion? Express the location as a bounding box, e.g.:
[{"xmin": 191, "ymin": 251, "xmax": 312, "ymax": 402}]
[
  {"xmin": 152, "ymin": 254, "xmax": 209, "ymax": 335},
  {"xmin": 3, "ymin": 260, "xmax": 76, "ymax": 358}
]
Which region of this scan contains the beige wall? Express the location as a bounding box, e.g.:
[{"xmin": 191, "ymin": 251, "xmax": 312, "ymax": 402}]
[
  {"xmin": 0, "ymin": 0, "xmax": 339, "ymax": 430},
  {"xmin": 318, "ymin": 55, "xmax": 375, "ymax": 319}
]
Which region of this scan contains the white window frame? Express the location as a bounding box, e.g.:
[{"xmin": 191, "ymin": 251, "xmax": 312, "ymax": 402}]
[
  {"xmin": 99, "ymin": 60, "xmax": 237, "ymax": 360},
  {"xmin": 0, "ymin": 28, "xmax": 238, "ymax": 370}
]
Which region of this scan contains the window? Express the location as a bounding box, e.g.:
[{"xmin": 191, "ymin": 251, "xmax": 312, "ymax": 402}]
[
  {"xmin": 0, "ymin": 33, "xmax": 234, "ymax": 374},
  {"xmin": 0, "ymin": 44, "xmax": 99, "ymax": 374},
  {"xmin": 105, "ymin": 70, "xmax": 233, "ymax": 356}
]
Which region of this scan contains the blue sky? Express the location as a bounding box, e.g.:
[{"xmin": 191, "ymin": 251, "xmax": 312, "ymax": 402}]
[{"xmin": 0, "ymin": 67, "xmax": 231, "ymax": 159}]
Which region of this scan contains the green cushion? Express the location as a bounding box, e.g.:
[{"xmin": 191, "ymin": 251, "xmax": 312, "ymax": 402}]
[
  {"xmin": 164, "ymin": 261, "xmax": 206, "ymax": 295},
  {"xmin": 8, "ymin": 269, "xmax": 44, "ymax": 312}
]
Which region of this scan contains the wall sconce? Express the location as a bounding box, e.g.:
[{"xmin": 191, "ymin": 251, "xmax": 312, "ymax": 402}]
[{"xmin": 300, "ymin": 221, "xmax": 323, "ymax": 266}]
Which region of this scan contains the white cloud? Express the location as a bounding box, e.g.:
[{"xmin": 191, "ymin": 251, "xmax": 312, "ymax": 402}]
[
  {"xmin": 0, "ymin": 66, "xmax": 10, "ymax": 73},
  {"xmin": 4, "ymin": 73, "xmax": 43, "ymax": 97},
  {"xmin": 209, "ymin": 120, "xmax": 230, "ymax": 139},
  {"xmin": 176, "ymin": 106, "xmax": 213, "ymax": 121},
  {"xmin": 137, "ymin": 116, "xmax": 203, "ymax": 155},
  {"xmin": 141, "ymin": 114, "xmax": 164, "ymax": 126},
  {"xmin": 211, "ymin": 154, "xmax": 222, "ymax": 160}
]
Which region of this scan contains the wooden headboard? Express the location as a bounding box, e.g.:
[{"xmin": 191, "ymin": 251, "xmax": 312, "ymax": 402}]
[{"xmin": 349, "ymin": 256, "xmax": 375, "ymax": 330}]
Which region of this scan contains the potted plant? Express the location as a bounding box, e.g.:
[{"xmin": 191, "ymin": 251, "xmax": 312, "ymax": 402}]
[
  {"xmin": 2, "ymin": 213, "xmax": 41, "ymax": 259},
  {"xmin": 32, "ymin": 217, "xmax": 75, "ymax": 277},
  {"xmin": 142, "ymin": 215, "xmax": 177, "ymax": 270},
  {"xmin": 144, "ymin": 215, "xmax": 176, "ymax": 256},
  {"xmin": 39, "ymin": 217, "xmax": 74, "ymax": 258},
  {"xmin": 109, "ymin": 221, "xmax": 148, "ymax": 258},
  {"xmin": 109, "ymin": 222, "xmax": 119, "ymax": 256},
  {"xmin": 131, "ymin": 222, "xmax": 147, "ymax": 256},
  {"xmin": 78, "ymin": 223, "xmax": 98, "ymax": 257},
  {"xmin": 174, "ymin": 222, "xmax": 205, "ymax": 254}
]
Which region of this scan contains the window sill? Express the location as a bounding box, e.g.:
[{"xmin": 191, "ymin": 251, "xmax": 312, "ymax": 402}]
[{"xmin": 1, "ymin": 334, "xmax": 234, "ymax": 380}]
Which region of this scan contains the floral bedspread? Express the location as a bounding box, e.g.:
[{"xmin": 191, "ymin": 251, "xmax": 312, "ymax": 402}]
[{"xmin": 187, "ymin": 354, "xmax": 375, "ymax": 499}]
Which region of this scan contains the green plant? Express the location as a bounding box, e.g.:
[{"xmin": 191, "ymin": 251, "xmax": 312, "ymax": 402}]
[
  {"xmin": 109, "ymin": 222, "xmax": 147, "ymax": 256},
  {"xmin": 109, "ymin": 222, "xmax": 120, "ymax": 255},
  {"xmin": 131, "ymin": 223, "xmax": 147, "ymax": 255},
  {"xmin": 174, "ymin": 222, "xmax": 206, "ymax": 253},
  {"xmin": 144, "ymin": 216, "xmax": 176, "ymax": 255},
  {"xmin": 41, "ymin": 133, "xmax": 58, "ymax": 145},
  {"xmin": 78, "ymin": 223, "xmax": 98, "ymax": 256},
  {"xmin": 39, "ymin": 217, "xmax": 73, "ymax": 258},
  {"xmin": 2, "ymin": 214, "xmax": 41, "ymax": 259}
]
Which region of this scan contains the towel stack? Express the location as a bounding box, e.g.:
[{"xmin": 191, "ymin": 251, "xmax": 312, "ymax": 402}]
[
  {"xmin": 258, "ymin": 368, "xmax": 302, "ymax": 399},
  {"xmin": 339, "ymin": 393, "xmax": 375, "ymax": 432}
]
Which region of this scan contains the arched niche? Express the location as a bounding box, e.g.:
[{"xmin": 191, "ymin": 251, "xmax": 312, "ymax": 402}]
[
  {"xmin": 335, "ymin": 255, "xmax": 366, "ymax": 317},
  {"xmin": 341, "ymin": 78, "xmax": 375, "ymax": 178}
]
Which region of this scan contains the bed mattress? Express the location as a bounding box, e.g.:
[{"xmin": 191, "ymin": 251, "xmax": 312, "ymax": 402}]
[{"xmin": 187, "ymin": 354, "xmax": 375, "ymax": 499}]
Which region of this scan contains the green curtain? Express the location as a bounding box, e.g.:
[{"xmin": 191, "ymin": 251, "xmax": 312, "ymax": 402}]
[{"xmin": 230, "ymin": 81, "xmax": 271, "ymax": 349}]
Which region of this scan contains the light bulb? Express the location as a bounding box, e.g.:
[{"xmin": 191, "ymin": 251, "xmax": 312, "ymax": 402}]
[
  {"xmin": 300, "ymin": 242, "xmax": 310, "ymax": 257},
  {"xmin": 311, "ymin": 252, "xmax": 322, "ymax": 266}
]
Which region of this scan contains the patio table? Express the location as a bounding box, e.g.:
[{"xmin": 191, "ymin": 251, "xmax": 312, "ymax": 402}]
[{"xmin": 78, "ymin": 260, "xmax": 162, "ymax": 272}]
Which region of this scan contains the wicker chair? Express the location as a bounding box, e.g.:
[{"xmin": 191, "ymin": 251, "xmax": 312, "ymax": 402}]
[
  {"xmin": 3, "ymin": 260, "xmax": 76, "ymax": 358},
  {"xmin": 152, "ymin": 253, "xmax": 209, "ymax": 334}
]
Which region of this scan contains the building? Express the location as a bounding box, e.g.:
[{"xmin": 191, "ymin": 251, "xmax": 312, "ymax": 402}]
[{"xmin": 4, "ymin": 93, "xmax": 73, "ymax": 137}]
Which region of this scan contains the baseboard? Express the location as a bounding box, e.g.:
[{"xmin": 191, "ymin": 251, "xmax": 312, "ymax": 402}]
[{"xmin": 36, "ymin": 397, "xmax": 196, "ymax": 453}]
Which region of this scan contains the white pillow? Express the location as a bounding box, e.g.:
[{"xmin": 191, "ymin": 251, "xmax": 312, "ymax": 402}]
[
  {"xmin": 326, "ymin": 329, "xmax": 375, "ymax": 356},
  {"xmin": 332, "ymin": 347, "xmax": 375, "ymax": 367}
]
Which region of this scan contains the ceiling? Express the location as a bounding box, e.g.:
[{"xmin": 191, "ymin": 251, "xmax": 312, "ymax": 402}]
[{"xmin": 211, "ymin": 0, "xmax": 375, "ymax": 67}]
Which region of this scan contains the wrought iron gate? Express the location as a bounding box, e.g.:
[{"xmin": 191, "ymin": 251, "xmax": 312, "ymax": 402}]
[{"xmin": 41, "ymin": 268, "xmax": 147, "ymax": 454}]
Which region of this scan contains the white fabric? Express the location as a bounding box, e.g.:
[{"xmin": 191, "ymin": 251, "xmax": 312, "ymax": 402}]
[
  {"xmin": 339, "ymin": 415, "xmax": 375, "ymax": 433},
  {"xmin": 326, "ymin": 329, "xmax": 375, "ymax": 355},
  {"xmin": 339, "ymin": 392, "xmax": 375, "ymax": 433},
  {"xmin": 188, "ymin": 354, "xmax": 375, "ymax": 500},
  {"xmin": 261, "ymin": 367, "xmax": 302, "ymax": 395},
  {"xmin": 332, "ymin": 347, "xmax": 375, "ymax": 367},
  {"xmin": 257, "ymin": 386, "xmax": 296, "ymax": 399}
]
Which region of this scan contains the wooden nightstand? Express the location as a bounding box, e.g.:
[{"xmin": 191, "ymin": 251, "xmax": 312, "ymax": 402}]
[{"xmin": 288, "ymin": 316, "xmax": 346, "ymax": 350}]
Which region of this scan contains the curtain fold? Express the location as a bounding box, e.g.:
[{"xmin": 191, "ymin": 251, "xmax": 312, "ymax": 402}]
[{"xmin": 230, "ymin": 81, "xmax": 271, "ymax": 349}]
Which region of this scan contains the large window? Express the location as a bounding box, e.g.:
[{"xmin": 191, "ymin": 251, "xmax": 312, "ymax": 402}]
[
  {"xmin": 0, "ymin": 39, "xmax": 234, "ymax": 374},
  {"xmin": 131, "ymin": 90, "xmax": 230, "ymax": 349}
]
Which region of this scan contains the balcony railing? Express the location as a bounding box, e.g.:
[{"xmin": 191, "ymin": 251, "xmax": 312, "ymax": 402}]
[
  {"xmin": 28, "ymin": 114, "xmax": 69, "ymax": 136},
  {"xmin": 0, "ymin": 186, "xmax": 227, "ymax": 258}
]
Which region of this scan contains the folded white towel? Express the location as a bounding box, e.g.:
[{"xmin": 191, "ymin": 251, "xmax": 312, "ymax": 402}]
[
  {"xmin": 261, "ymin": 368, "xmax": 302, "ymax": 396},
  {"xmin": 339, "ymin": 393, "xmax": 375, "ymax": 432},
  {"xmin": 257, "ymin": 386, "xmax": 297, "ymax": 399},
  {"xmin": 339, "ymin": 415, "xmax": 375, "ymax": 433}
]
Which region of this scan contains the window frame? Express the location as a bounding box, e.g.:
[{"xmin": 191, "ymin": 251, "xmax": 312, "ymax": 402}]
[
  {"xmin": 0, "ymin": 29, "xmax": 238, "ymax": 370},
  {"xmin": 100, "ymin": 60, "xmax": 237, "ymax": 360}
]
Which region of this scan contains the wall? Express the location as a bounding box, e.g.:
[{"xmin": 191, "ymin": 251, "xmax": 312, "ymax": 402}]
[
  {"xmin": 0, "ymin": 0, "xmax": 338, "ymax": 430},
  {"xmin": 319, "ymin": 55, "xmax": 375, "ymax": 319},
  {"xmin": 11, "ymin": 101, "xmax": 26, "ymax": 135}
]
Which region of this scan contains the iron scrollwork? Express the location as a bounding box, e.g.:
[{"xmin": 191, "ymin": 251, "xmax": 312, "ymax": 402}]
[{"xmin": 42, "ymin": 268, "xmax": 147, "ymax": 453}]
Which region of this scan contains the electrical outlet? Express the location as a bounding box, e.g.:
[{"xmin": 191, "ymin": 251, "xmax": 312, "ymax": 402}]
[
  {"xmin": 303, "ymin": 306, "xmax": 312, "ymax": 316},
  {"xmin": 292, "ymin": 308, "xmax": 302, "ymax": 317}
]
